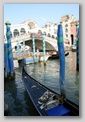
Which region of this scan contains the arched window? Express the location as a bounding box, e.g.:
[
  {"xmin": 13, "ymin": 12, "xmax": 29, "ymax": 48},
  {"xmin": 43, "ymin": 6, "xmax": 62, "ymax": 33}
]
[
  {"xmin": 13, "ymin": 29, "xmax": 19, "ymax": 37},
  {"xmin": 65, "ymin": 28, "xmax": 68, "ymax": 32},
  {"xmin": 66, "ymin": 34, "xmax": 68, "ymax": 37},
  {"xmin": 43, "ymin": 32, "xmax": 46, "ymax": 35},
  {"xmin": 45, "ymin": 24, "xmax": 47, "ymax": 28},
  {"xmin": 48, "ymin": 33, "xmax": 51, "ymax": 37},
  {"xmin": 38, "ymin": 30, "xmax": 42, "ymax": 35},
  {"xmin": 20, "ymin": 28, "xmax": 26, "ymax": 35},
  {"xmin": 65, "ymin": 24, "xmax": 68, "ymax": 27},
  {"xmin": 52, "ymin": 35, "xmax": 55, "ymax": 38}
]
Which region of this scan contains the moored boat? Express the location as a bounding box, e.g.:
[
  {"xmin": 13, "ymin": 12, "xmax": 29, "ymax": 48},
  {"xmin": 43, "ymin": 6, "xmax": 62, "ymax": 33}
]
[
  {"xmin": 22, "ymin": 53, "xmax": 50, "ymax": 64},
  {"xmin": 22, "ymin": 24, "xmax": 79, "ymax": 116},
  {"xmin": 49, "ymin": 51, "xmax": 69, "ymax": 59},
  {"xmin": 22, "ymin": 68, "xmax": 79, "ymax": 116}
]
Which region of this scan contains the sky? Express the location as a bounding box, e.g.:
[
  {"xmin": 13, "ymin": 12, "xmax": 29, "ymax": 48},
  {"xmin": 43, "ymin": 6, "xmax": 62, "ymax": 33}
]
[{"xmin": 4, "ymin": 4, "xmax": 79, "ymax": 27}]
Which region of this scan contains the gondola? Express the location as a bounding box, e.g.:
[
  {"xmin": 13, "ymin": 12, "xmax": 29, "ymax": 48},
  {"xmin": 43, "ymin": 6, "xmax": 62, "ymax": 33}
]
[
  {"xmin": 49, "ymin": 51, "xmax": 69, "ymax": 59},
  {"xmin": 22, "ymin": 24, "xmax": 79, "ymax": 116},
  {"xmin": 22, "ymin": 67, "xmax": 79, "ymax": 116}
]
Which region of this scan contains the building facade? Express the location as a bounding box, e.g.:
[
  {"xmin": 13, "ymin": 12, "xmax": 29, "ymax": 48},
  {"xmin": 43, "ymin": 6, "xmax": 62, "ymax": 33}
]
[{"xmin": 61, "ymin": 15, "xmax": 79, "ymax": 46}]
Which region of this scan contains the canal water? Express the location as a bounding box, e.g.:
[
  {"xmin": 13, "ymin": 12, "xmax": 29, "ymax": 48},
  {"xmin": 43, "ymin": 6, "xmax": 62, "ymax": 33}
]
[{"xmin": 4, "ymin": 51, "xmax": 79, "ymax": 116}]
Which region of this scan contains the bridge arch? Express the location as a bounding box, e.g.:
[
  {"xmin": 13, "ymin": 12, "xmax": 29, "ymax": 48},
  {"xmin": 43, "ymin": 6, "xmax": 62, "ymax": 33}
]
[
  {"xmin": 11, "ymin": 34, "xmax": 58, "ymax": 51},
  {"xmin": 13, "ymin": 29, "xmax": 19, "ymax": 37},
  {"xmin": 20, "ymin": 28, "xmax": 26, "ymax": 35},
  {"xmin": 24, "ymin": 38, "xmax": 57, "ymax": 51}
]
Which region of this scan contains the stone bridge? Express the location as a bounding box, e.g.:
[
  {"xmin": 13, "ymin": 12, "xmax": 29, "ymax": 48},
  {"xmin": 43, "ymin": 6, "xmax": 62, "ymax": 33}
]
[{"xmin": 11, "ymin": 33, "xmax": 58, "ymax": 51}]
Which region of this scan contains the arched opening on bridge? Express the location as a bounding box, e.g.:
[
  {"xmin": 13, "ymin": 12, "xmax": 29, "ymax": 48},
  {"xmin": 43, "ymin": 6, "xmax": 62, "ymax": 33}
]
[
  {"xmin": 13, "ymin": 29, "xmax": 19, "ymax": 37},
  {"xmin": 25, "ymin": 39, "xmax": 56, "ymax": 52},
  {"xmin": 38, "ymin": 30, "xmax": 42, "ymax": 36},
  {"xmin": 20, "ymin": 28, "xmax": 26, "ymax": 35}
]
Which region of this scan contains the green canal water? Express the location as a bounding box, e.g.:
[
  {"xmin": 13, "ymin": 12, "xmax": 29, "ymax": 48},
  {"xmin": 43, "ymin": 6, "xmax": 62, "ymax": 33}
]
[{"xmin": 4, "ymin": 51, "xmax": 79, "ymax": 116}]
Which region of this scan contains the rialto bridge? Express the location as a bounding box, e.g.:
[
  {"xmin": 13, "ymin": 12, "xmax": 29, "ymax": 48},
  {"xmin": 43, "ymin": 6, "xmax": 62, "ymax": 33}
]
[{"xmin": 4, "ymin": 20, "xmax": 68, "ymax": 52}]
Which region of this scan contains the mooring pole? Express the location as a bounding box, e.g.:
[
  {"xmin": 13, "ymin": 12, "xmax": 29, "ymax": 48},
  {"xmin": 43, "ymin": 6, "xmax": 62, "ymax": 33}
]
[
  {"xmin": 76, "ymin": 25, "xmax": 79, "ymax": 72},
  {"xmin": 5, "ymin": 21, "xmax": 15, "ymax": 79},
  {"xmin": 32, "ymin": 33, "xmax": 36, "ymax": 63},
  {"xmin": 42, "ymin": 33, "xmax": 46, "ymax": 65},
  {"xmin": 4, "ymin": 43, "xmax": 10, "ymax": 78},
  {"xmin": 57, "ymin": 24, "xmax": 65, "ymax": 98}
]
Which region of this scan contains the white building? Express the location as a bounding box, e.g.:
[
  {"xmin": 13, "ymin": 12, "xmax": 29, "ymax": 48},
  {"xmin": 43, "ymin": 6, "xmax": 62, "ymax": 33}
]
[{"xmin": 43, "ymin": 22, "xmax": 58, "ymax": 38}]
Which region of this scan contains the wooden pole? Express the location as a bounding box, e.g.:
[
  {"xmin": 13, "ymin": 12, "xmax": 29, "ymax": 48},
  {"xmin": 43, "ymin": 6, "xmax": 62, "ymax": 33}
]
[
  {"xmin": 57, "ymin": 24, "xmax": 65, "ymax": 98},
  {"xmin": 76, "ymin": 25, "xmax": 79, "ymax": 71},
  {"xmin": 5, "ymin": 21, "xmax": 15, "ymax": 80}
]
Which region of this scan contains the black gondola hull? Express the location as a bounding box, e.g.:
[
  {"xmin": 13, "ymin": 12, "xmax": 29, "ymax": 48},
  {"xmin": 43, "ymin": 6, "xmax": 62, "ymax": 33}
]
[{"xmin": 22, "ymin": 68, "xmax": 79, "ymax": 116}]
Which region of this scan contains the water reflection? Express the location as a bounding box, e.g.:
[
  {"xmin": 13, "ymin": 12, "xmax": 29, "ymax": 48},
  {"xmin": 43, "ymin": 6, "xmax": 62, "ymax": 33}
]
[
  {"xmin": 25, "ymin": 51, "xmax": 79, "ymax": 105},
  {"xmin": 4, "ymin": 51, "xmax": 79, "ymax": 116},
  {"xmin": 4, "ymin": 68, "xmax": 39, "ymax": 116}
]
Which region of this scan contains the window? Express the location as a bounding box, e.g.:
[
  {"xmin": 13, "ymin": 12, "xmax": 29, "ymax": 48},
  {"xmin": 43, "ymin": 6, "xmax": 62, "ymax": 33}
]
[
  {"xmin": 43, "ymin": 32, "xmax": 46, "ymax": 35},
  {"xmin": 65, "ymin": 20, "xmax": 68, "ymax": 22},
  {"xmin": 13, "ymin": 29, "xmax": 19, "ymax": 37},
  {"xmin": 52, "ymin": 35, "xmax": 55, "ymax": 38},
  {"xmin": 66, "ymin": 34, "xmax": 68, "ymax": 37},
  {"xmin": 65, "ymin": 24, "xmax": 68, "ymax": 27},
  {"xmin": 65, "ymin": 28, "xmax": 68, "ymax": 32},
  {"xmin": 20, "ymin": 28, "xmax": 26, "ymax": 35},
  {"xmin": 48, "ymin": 33, "xmax": 51, "ymax": 37},
  {"xmin": 45, "ymin": 24, "xmax": 47, "ymax": 28}
]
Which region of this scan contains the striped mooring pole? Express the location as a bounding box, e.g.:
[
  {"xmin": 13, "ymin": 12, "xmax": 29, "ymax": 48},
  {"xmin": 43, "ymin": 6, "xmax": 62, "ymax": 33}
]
[
  {"xmin": 57, "ymin": 24, "xmax": 65, "ymax": 97},
  {"xmin": 5, "ymin": 21, "xmax": 15, "ymax": 80},
  {"xmin": 42, "ymin": 33, "xmax": 46, "ymax": 65},
  {"xmin": 76, "ymin": 25, "xmax": 79, "ymax": 72},
  {"xmin": 4, "ymin": 43, "xmax": 10, "ymax": 78},
  {"xmin": 32, "ymin": 34, "xmax": 36, "ymax": 63}
]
